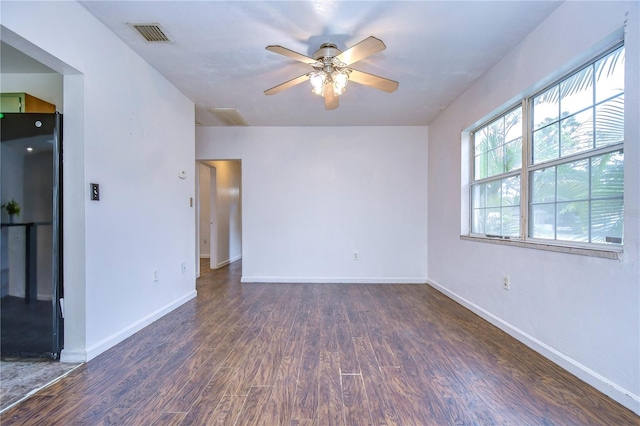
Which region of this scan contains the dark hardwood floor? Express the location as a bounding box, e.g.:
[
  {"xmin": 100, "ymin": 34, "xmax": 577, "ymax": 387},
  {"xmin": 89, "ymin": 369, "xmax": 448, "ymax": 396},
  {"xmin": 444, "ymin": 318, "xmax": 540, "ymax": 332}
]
[{"xmin": 1, "ymin": 261, "xmax": 638, "ymax": 425}]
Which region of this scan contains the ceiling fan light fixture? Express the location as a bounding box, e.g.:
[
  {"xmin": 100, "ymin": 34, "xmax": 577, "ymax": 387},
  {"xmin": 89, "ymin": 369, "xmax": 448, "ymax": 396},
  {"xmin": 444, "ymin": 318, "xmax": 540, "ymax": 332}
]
[
  {"xmin": 265, "ymin": 36, "xmax": 398, "ymax": 109},
  {"xmin": 332, "ymin": 70, "xmax": 349, "ymax": 95},
  {"xmin": 309, "ymin": 71, "xmax": 327, "ymax": 96}
]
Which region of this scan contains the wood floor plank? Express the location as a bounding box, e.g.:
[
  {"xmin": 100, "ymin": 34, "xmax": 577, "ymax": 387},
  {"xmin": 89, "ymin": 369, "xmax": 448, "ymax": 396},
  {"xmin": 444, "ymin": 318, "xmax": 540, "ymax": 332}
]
[
  {"xmin": 0, "ymin": 395, "xmax": 55, "ymax": 426},
  {"xmin": 352, "ymin": 336, "xmax": 399, "ymax": 426},
  {"xmin": 290, "ymin": 420, "xmax": 316, "ymax": 426},
  {"xmin": 317, "ymin": 352, "xmax": 344, "ymax": 426},
  {"xmin": 380, "ymin": 366, "xmax": 435, "ymax": 425},
  {"xmin": 232, "ymin": 386, "xmax": 273, "ymax": 426},
  {"xmin": 320, "ymin": 294, "xmax": 339, "ymax": 352},
  {"xmin": 341, "ymin": 374, "xmax": 372, "ymax": 426},
  {"xmin": 149, "ymin": 412, "xmax": 187, "ymax": 426},
  {"xmin": 261, "ymin": 297, "xmax": 313, "ymax": 425},
  {"xmin": 334, "ymin": 301, "xmax": 360, "ymax": 374},
  {"xmin": 162, "ymin": 325, "xmax": 245, "ymax": 413},
  {"xmin": 359, "ymin": 310, "xmax": 399, "ymax": 367},
  {"xmin": 253, "ymin": 288, "xmax": 303, "ymax": 386},
  {"xmin": 290, "ymin": 296, "xmax": 321, "ymax": 422},
  {"xmin": 174, "ymin": 367, "xmax": 239, "ymax": 425},
  {"xmin": 3, "ymin": 262, "xmax": 638, "ymax": 426},
  {"xmin": 206, "ymin": 394, "xmax": 246, "ymax": 426},
  {"xmin": 230, "ymin": 288, "xmax": 304, "ymax": 394}
]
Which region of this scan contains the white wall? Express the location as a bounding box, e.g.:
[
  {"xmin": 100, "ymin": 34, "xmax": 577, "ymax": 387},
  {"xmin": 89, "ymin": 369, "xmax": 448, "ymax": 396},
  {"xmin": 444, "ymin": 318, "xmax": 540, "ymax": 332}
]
[
  {"xmin": 2, "ymin": 2, "xmax": 196, "ymax": 361},
  {"xmin": 208, "ymin": 160, "xmax": 242, "ymax": 267},
  {"xmin": 198, "ymin": 163, "xmax": 212, "ymax": 257},
  {"xmin": 197, "ymin": 126, "xmax": 428, "ymax": 283},
  {"xmin": 428, "ymin": 1, "xmax": 639, "ymax": 414}
]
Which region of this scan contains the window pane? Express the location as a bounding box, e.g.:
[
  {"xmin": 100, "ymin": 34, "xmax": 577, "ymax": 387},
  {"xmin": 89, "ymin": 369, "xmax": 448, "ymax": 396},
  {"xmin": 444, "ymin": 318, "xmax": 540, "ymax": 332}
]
[
  {"xmin": 502, "ymin": 176, "xmax": 520, "ymax": 205},
  {"xmin": 474, "ymin": 129, "xmax": 488, "ymax": 153},
  {"xmin": 472, "ymin": 183, "xmax": 486, "ymax": 209},
  {"xmin": 505, "ymin": 138, "xmax": 522, "ymax": 172},
  {"xmin": 560, "ymin": 65, "xmax": 594, "ymax": 117},
  {"xmin": 596, "ymin": 47, "xmax": 624, "ymax": 103},
  {"xmin": 472, "ymin": 177, "xmax": 520, "ymax": 237},
  {"xmin": 533, "ymin": 123, "xmax": 559, "ymax": 164},
  {"xmin": 472, "ymin": 208, "xmax": 485, "ymax": 234},
  {"xmin": 485, "ymin": 208, "xmax": 501, "ymax": 235},
  {"xmin": 485, "ymin": 180, "xmax": 502, "ymax": 208},
  {"xmin": 505, "ymin": 108, "xmax": 522, "ymax": 142},
  {"xmin": 530, "ymin": 204, "xmax": 555, "ymax": 239},
  {"xmin": 485, "ymin": 118, "xmax": 504, "ymax": 150},
  {"xmin": 473, "ymin": 106, "xmax": 523, "ymax": 183},
  {"xmin": 501, "ymin": 206, "xmax": 520, "ymax": 237},
  {"xmin": 595, "ymin": 95, "xmax": 624, "ymax": 147},
  {"xmin": 591, "ymin": 200, "xmax": 623, "ymax": 244},
  {"xmin": 533, "ymin": 86, "xmax": 559, "ymax": 130},
  {"xmin": 557, "ymin": 160, "xmax": 588, "ymax": 201},
  {"xmin": 591, "ymin": 151, "xmax": 624, "ymax": 199},
  {"xmin": 474, "ymin": 152, "xmax": 488, "ymax": 180},
  {"xmin": 560, "ymin": 109, "xmax": 594, "ymax": 157},
  {"xmin": 487, "ymin": 147, "xmax": 504, "ymax": 177},
  {"xmin": 531, "ymin": 167, "xmax": 556, "ymax": 203},
  {"xmin": 556, "ymin": 201, "xmax": 589, "ymax": 242}
]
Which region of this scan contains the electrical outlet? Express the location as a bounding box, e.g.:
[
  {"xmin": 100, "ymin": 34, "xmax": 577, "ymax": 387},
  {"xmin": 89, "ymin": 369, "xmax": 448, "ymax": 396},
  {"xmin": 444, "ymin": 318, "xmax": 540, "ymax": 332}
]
[
  {"xmin": 353, "ymin": 251, "xmax": 359, "ymax": 261},
  {"xmin": 181, "ymin": 263, "xmax": 187, "ymax": 274},
  {"xmin": 153, "ymin": 269, "xmax": 159, "ymax": 282},
  {"xmin": 502, "ymin": 274, "xmax": 510, "ymax": 290}
]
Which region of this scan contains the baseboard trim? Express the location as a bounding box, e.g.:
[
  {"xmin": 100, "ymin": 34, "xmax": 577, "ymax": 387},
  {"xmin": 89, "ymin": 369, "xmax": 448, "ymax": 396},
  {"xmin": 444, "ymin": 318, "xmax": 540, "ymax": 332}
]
[
  {"xmin": 60, "ymin": 349, "xmax": 88, "ymax": 363},
  {"xmin": 215, "ymin": 255, "xmax": 242, "ymax": 269},
  {"xmin": 84, "ymin": 290, "xmax": 197, "ymax": 362},
  {"xmin": 427, "ymin": 279, "xmax": 640, "ymax": 415},
  {"xmin": 200, "ymin": 254, "xmax": 210, "ymax": 259},
  {"xmin": 241, "ymin": 276, "xmax": 427, "ymax": 284}
]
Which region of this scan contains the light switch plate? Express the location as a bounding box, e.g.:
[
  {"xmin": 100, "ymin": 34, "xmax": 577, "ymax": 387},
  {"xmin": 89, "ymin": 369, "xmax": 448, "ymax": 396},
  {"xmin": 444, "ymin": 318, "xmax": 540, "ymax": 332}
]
[{"xmin": 90, "ymin": 183, "xmax": 100, "ymax": 201}]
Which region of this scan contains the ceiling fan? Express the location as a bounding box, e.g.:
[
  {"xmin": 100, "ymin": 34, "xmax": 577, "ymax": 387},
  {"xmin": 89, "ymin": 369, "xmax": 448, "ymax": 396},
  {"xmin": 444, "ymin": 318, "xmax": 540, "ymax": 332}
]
[{"xmin": 264, "ymin": 36, "xmax": 399, "ymax": 110}]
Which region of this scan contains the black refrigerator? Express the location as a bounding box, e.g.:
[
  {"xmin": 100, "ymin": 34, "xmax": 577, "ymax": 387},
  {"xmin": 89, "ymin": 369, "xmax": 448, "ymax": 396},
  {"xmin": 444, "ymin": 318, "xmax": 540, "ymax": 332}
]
[{"xmin": 1, "ymin": 112, "xmax": 63, "ymax": 359}]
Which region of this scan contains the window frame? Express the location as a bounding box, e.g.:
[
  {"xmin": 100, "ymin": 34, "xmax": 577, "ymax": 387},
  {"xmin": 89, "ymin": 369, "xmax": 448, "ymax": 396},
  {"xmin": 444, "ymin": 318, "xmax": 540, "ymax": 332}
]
[{"xmin": 466, "ymin": 43, "xmax": 625, "ymax": 258}]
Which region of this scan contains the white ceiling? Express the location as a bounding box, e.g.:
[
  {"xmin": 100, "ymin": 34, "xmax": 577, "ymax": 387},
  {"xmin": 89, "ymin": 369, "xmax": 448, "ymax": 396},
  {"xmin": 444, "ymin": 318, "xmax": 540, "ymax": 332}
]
[{"xmin": 9, "ymin": 1, "xmax": 564, "ymax": 127}]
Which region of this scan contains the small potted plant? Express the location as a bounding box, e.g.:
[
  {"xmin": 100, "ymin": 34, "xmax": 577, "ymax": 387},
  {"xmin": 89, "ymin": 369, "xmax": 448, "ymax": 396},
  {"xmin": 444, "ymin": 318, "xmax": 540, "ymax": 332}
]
[{"xmin": 2, "ymin": 199, "xmax": 21, "ymax": 223}]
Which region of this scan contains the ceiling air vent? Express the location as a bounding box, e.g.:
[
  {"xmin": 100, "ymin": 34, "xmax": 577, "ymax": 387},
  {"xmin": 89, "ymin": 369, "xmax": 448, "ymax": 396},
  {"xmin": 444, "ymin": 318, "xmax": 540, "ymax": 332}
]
[
  {"xmin": 130, "ymin": 23, "xmax": 173, "ymax": 43},
  {"xmin": 209, "ymin": 108, "xmax": 248, "ymax": 126}
]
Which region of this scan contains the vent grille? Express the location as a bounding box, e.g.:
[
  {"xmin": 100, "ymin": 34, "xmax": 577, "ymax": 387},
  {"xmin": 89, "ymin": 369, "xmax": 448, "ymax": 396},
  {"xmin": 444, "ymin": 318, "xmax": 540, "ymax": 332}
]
[
  {"xmin": 209, "ymin": 108, "xmax": 248, "ymax": 126},
  {"xmin": 130, "ymin": 23, "xmax": 173, "ymax": 43}
]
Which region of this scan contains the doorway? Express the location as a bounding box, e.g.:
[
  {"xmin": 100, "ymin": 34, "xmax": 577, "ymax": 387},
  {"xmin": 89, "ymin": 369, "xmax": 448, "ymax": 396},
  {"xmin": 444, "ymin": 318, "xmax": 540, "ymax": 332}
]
[
  {"xmin": 197, "ymin": 161, "xmax": 242, "ymax": 276},
  {"xmin": 0, "ymin": 112, "xmax": 63, "ymax": 358}
]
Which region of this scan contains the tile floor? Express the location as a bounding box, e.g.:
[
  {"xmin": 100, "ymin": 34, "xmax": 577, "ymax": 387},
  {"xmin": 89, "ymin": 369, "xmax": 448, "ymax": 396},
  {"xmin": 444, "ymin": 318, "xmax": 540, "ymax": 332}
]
[{"xmin": 0, "ymin": 358, "xmax": 81, "ymax": 412}]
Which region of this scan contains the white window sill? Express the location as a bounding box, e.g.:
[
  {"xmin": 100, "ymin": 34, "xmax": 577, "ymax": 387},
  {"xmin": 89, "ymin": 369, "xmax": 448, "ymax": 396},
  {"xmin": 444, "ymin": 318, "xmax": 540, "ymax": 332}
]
[{"xmin": 460, "ymin": 234, "xmax": 622, "ymax": 260}]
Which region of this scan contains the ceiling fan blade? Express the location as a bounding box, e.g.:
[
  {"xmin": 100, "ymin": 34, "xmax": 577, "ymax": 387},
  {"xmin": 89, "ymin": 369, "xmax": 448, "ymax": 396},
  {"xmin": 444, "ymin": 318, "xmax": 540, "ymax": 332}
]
[
  {"xmin": 348, "ymin": 69, "xmax": 399, "ymax": 93},
  {"xmin": 324, "ymin": 83, "xmax": 339, "ymax": 110},
  {"xmin": 266, "ymin": 45, "xmax": 317, "ymax": 65},
  {"xmin": 336, "ymin": 36, "xmax": 386, "ymax": 66},
  {"xmin": 264, "ymin": 74, "xmax": 310, "ymax": 96}
]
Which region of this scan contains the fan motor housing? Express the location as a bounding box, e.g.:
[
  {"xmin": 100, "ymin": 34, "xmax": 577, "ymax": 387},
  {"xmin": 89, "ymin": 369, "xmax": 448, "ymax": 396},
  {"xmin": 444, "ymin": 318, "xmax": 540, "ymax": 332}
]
[{"xmin": 312, "ymin": 43, "xmax": 342, "ymax": 61}]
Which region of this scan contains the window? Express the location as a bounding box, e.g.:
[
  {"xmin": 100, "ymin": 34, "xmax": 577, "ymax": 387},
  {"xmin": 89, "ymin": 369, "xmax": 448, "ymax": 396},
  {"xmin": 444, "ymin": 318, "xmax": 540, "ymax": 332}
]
[
  {"xmin": 470, "ymin": 45, "xmax": 624, "ymax": 248},
  {"xmin": 471, "ymin": 107, "xmax": 523, "ymax": 237}
]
